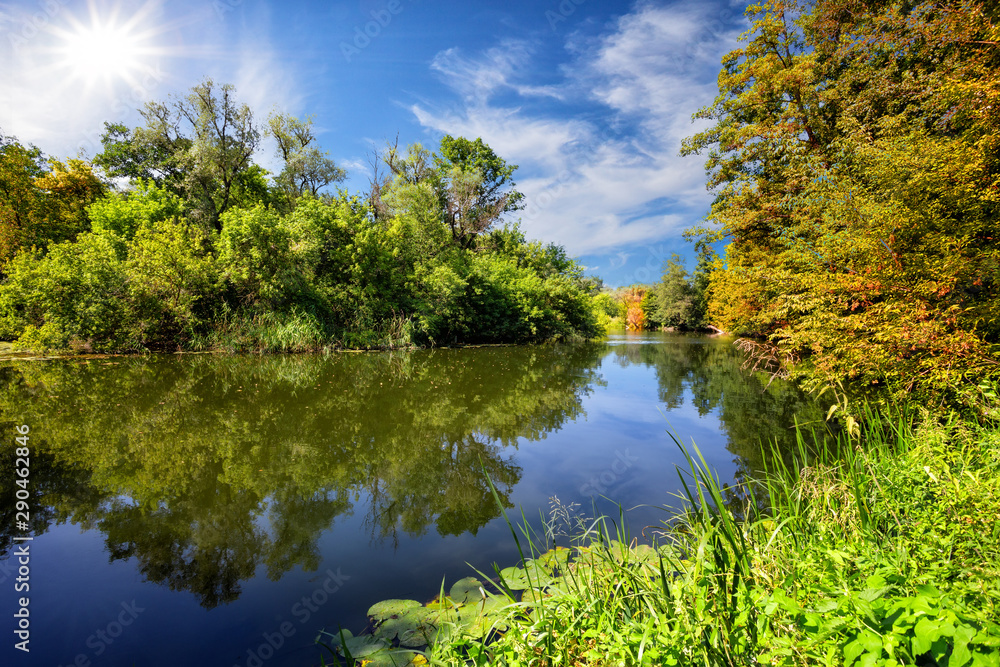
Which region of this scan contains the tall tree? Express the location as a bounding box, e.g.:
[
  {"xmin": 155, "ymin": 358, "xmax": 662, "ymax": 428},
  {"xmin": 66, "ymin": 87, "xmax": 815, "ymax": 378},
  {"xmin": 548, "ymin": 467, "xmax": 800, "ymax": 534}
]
[
  {"xmin": 1, "ymin": 134, "xmax": 104, "ymax": 267},
  {"xmin": 95, "ymin": 79, "xmax": 263, "ymax": 230},
  {"xmin": 376, "ymin": 136, "xmax": 524, "ymax": 248},
  {"xmin": 268, "ymin": 114, "xmax": 346, "ymax": 207},
  {"xmin": 0, "ymin": 132, "xmax": 47, "ymax": 265},
  {"xmin": 685, "ymin": 0, "xmax": 1000, "ymax": 405},
  {"xmin": 34, "ymin": 159, "xmax": 105, "ymax": 246},
  {"xmin": 652, "ymin": 255, "xmax": 695, "ymax": 329},
  {"xmin": 435, "ymin": 135, "xmax": 524, "ymax": 248}
]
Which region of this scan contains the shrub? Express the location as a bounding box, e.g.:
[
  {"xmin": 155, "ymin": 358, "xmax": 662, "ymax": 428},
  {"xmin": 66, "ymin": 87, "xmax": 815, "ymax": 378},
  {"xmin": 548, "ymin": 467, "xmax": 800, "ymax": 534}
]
[{"xmin": 0, "ymin": 234, "xmax": 134, "ymax": 351}]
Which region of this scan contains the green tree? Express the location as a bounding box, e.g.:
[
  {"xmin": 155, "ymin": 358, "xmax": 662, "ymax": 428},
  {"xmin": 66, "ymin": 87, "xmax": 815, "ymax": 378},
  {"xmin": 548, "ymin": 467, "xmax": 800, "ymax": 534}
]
[
  {"xmin": 88, "ymin": 180, "xmax": 186, "ymax": 256},
  {"xmin": 652, "ymin": 254, "xmax": 695, "ymax": 329},
  {"xmin": 689, "ymin": 239, "xmax": 718, "ymax": 329},
  {"xmin": 685, "ymin": 0, "xmax": 1000, "ymax": 406},
  {"xmin": 1, "ymin": 136, "xmax": 104, "ymax": 266},
  {"xmin": 217, "ymin": 205, "xmax": 311, "ymax": 308},
  {"xmin": 125, "ymin": 218, "xmax": 217, "ymax": 347},
  {"xmin": 0, "ymin": 233, "xmax": 133, "ymax": 351},
  {"xmin": 379, "ymin": 137, "xmax": 524, "ymax": 249},
  {"xmin": 268, "ymin": 114, "xmax": 346, "ymax": 208},
  {"xmin": 436, "ymin": 135, "xmax": 524, "ymax": 248},
  {"xmin": 32, "ymin": 159, "xmax": 105, "ymax": 247},
  {"xmin": 95, "ymin": 79, "xmax": 263, "ymax": 230},
  {"xmin": 0, "ymin": 133, "xmax": 48, "ymax": 265}
]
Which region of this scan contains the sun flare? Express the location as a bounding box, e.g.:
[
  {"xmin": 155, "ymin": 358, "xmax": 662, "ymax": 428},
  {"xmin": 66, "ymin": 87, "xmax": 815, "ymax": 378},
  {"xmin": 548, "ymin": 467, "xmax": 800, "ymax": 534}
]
[{"xmin": 62, "ymin": 22, "xmax": 144, "ymax": 84}]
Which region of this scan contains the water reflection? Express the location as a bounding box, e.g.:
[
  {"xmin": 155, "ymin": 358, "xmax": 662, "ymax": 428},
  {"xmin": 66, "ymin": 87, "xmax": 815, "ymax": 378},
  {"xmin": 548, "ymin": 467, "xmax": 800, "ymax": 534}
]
[
  {"xmin": 608, "ymin": 334, "xmax": 829, "ymax": 473},
  {"xmin": 0, "ymin": 345, "xmax": 604, "ymax": 606},
  {"xmin": 0, "ymin": 335, "xmax": 827, "ymax": 611}
]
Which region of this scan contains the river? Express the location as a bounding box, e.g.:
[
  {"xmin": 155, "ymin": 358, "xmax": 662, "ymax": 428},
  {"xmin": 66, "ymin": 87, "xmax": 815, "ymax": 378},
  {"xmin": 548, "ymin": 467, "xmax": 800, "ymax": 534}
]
[{"xmin": 0, "ymin": 332, "xmax": 829, "ymax": 666}]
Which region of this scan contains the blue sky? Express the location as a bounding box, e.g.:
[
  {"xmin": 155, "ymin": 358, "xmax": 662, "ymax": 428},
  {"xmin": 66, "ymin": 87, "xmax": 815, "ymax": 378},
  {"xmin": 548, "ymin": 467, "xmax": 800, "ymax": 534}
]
[{"xmin": 0, "ymin": 0, "xmax": 747, "ymax": 286}]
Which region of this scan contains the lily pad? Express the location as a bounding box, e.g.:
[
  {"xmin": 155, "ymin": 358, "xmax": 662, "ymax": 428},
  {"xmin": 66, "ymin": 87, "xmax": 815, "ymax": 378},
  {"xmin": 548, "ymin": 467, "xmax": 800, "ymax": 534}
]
[
  {"xmin": 341, "ymin": 635, "xmax": 388, "ymax": 658},
  {"xmin": 536, "ymin": 547, "xmax": 571, "ymax": 570},
  {"xmin": 373, "ymin": 606, "xmax": 432, "ymax": 643},
  {"xmin": 518, "ymin": 561, "xmax": 555, "ymax": 587},
  {"xmin": 467, "ymin": 594, "xmax": 508, "ymax": 617},
  {"xmin": 497, "ymin": 566, "xmax": 531, "ymax": 591},
  {"xmin": 368, "ymin": 599, "xmax": 422, "ymax": 621},
  {"xmin": 425, "ymin": 595, "xmax": 458, "ymax": 611},
  {"xmin": 317, "ymin": 628, "xmax": 353, "ymax": 645},
  {"xmin": 449, "ymin": 577, "xmax": 483, "ymax": 604},
  {"xmin": 398, "ymin": 626, "xmax": 433, "ymax": 649},
  {"xmin": 353, "ymin": 648, "xmax": 425, "ymax": 666}
]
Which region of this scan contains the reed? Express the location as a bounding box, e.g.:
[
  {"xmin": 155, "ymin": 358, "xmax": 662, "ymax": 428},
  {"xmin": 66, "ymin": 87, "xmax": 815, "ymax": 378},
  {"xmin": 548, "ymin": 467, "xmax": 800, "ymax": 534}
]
[{"xmin": 415, "ymin": 408, "xmax": 1000, "ymax": 666}]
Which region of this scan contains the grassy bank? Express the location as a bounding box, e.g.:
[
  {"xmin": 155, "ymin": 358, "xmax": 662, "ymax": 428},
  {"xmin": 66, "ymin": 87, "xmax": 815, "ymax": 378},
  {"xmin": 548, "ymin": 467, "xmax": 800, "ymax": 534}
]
[{"xmin": 329, "ymin": 410, "xmax": 1000, "ymax": 666}]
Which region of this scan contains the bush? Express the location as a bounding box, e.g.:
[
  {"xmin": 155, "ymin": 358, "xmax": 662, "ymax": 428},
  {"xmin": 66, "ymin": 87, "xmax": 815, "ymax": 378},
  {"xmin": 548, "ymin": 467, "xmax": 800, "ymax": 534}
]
[
  {"xmin": 125, "ymin": 218, "xmax": 218, "ymax": 347},
  {"xmin": 88, "ymin": 181, "xmax": 186, "ymax": 257},
  {"xmin": 0, "ymin": 234, "xmax": 135, "ymax": 351}
]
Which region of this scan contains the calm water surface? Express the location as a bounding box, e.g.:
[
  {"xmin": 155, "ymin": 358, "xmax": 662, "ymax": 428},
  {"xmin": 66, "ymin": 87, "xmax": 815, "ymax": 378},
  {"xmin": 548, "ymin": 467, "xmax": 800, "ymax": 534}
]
[{"xmin": 1, "ymin": 332, "xmax": 828, "ymax": 666}]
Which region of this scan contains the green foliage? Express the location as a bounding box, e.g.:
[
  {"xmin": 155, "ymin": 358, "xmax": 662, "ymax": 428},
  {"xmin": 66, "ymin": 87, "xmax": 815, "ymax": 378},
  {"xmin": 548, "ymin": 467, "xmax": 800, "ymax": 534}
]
[
  {"xmin": 95, "ymin": 79, "xmax": 263, "ymax": 230},
  {"xmin": 652, "ymin": 254, "xmax": 696, "ymax": 329},
  {"xmin": 267, "ymin": 113, "xmax": 346, "ymax": 209},
  {"xmin": 0, "ymin": 233, "xmax": 134, "ymax": 351},
  {"xmin": 686, "ymin": 0, "xmax": 1000, "ymax": 408},
  {"xmin": 752, "ymin": 415, "xmax": 1000, "ymax": 666},
  {"xmin": 377, "ymin": 137, "xmax": 525, "ymax": 249},
  {"xmin": 384, "ymin": 411, "xmax": 1000, "ymax": 667},
  {"xmin": 590, "ymin": 292, "xmax": 619, "ymax": 332},
  {"xmin": 461, "ymin": 253, "xmax": 597, "ymax": 344},
  {"xmin": 0, "ymin": 132, "xmax": 47, "ymax": 265},
  {"xmin": 435, "ymin": 135, "xmax": 524, "ymax": 248},
  {"xmin": 125, "ymin": 218, "xmax": 217, "ymax": 346},
  {"xmin": 3, "ymin": 82, "xmax": 596, "ymax": 351},
  {"xmin": 88, "ymin": 180, "xmax": 186, "ymax": 255},
  {"xmin": 217, "ymin": 204, "xmax": 311, "ymax": 308},
  {"xmin": 0, "ymin": 134, "xmax": 105, "ymax": 265}
]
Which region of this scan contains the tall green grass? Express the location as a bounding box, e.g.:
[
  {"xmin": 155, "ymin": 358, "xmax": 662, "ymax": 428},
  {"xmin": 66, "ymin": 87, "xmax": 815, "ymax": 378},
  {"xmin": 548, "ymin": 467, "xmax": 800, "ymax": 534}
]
[{"xmin": 412, "ymin": 409, "xmax": 1000, "ymax": 666}]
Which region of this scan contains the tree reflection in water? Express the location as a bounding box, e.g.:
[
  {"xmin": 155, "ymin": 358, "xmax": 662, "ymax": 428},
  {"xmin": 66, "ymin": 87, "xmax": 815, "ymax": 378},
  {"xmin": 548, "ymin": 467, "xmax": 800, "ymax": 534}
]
[
  {"xmin": 0, "ymin": 335, "xmax": 829, "ymax": 608},
  {"xmin": 0, "ymin": 345, "xmax": 604, "ymax": 607}
]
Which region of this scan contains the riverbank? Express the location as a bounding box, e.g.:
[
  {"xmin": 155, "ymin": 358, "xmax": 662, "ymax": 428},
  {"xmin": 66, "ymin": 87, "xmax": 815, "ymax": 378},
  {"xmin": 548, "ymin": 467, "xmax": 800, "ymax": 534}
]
[{"xmin": 336, "ymin": 410, "xmax": 1000, "ymax": 666}]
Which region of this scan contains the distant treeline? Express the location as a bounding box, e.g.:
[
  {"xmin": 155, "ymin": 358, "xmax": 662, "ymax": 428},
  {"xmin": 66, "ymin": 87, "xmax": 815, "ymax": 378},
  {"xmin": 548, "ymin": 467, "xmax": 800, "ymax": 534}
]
[
  {"xmin": 593, "ymin": 244, "xmax": 717, "ymax": 333},
  {"xmin": 0, "ymin": 81, "xmax": 602, "ymax": 352}
]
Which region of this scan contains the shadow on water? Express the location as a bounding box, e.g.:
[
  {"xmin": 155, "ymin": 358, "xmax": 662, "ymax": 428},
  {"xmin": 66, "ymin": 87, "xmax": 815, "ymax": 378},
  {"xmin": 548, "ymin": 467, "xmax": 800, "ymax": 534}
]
[{"xmin": 605, "ymin": 331, "xmax": 835, "ymax": 517}]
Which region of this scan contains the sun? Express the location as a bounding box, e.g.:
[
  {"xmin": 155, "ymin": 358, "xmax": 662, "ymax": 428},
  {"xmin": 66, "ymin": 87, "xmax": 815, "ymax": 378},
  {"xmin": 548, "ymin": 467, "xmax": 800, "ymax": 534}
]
[
  {"xmin": 62, "ymin": 22, "xmax": 144, "ymax": 83},
  {"xmin": 51, "ymin": 3, "xmax": 164, "ymax": 87}
]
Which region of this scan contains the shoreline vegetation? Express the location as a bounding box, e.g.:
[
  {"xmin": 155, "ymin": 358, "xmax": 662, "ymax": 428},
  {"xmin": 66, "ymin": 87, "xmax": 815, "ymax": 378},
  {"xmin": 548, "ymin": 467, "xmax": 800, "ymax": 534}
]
[
  {"xmin": 1, "ymin": 103, "xmax": 607, "ymax": 355},
  {"xmin": 332, "ymin": 411, "xmax": 1000, "ymax": 667},
  {"xmin": 315, "ymin": 0, "xmax": 999, "ymax": 665}
]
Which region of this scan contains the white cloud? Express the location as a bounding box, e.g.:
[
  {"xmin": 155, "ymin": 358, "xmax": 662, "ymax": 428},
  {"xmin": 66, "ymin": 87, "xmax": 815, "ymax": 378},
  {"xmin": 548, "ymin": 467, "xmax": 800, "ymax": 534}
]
[
  {"xmin": 430, "ymin": 41, "xmax": 565, "ymax": 104},
  {"xmin": 409, "ymin": 2, "xmax": 742, "ymax": 257},
  {"xmin": 410, "ymin": 103, "xmax": 592, "ymax": 171}
]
